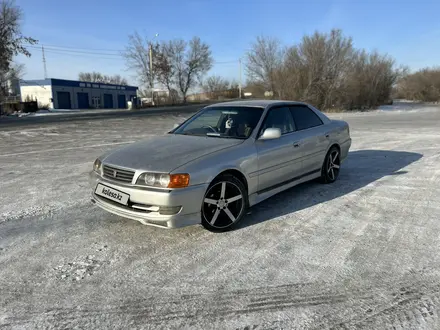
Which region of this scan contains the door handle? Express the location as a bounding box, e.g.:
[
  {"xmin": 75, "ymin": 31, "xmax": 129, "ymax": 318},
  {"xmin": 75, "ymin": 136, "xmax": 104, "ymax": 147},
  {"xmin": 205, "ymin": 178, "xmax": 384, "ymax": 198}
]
[
  {"xmin": 324, "ymin": 132, "xmax": 330, "ymax": 138},
  {"xmin": 293, "ymin": 141, "xmax": 300, "ymax": 148}
]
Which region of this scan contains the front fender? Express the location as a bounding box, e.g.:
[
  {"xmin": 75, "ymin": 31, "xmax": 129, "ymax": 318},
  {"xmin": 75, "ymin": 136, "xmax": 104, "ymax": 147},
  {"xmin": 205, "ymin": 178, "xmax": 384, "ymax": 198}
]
[{"xmin": 172, "ymin": 141, "xmax": 258, "ymax": 193}]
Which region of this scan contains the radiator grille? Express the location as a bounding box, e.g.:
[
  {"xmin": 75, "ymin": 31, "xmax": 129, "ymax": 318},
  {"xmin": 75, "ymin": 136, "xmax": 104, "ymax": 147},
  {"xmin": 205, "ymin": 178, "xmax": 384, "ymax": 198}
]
[{"xmin": 102, "ymin": 164, "xmax": 135, "ymax": 183}]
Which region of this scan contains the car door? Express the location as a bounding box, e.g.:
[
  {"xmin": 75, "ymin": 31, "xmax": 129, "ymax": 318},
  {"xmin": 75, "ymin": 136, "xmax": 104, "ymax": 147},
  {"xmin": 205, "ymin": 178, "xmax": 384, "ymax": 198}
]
[
  {"xmin": 255, "ymin": 106, "xmax": 302, "ymax": 193},
  {"xmin": 289, "ymin": 105, "xmax": 329, "ymax": 175}
]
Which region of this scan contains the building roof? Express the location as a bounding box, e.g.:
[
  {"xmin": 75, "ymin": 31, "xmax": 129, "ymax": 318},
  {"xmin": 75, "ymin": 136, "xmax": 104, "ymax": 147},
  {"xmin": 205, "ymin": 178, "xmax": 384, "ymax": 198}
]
[
  {"xmin": 20, "ymin": 78, "xmax": 138, "ymax": 92},
  {"xmin": 206, "ymin": 99, "xmax": 308, "ymax": 108}
]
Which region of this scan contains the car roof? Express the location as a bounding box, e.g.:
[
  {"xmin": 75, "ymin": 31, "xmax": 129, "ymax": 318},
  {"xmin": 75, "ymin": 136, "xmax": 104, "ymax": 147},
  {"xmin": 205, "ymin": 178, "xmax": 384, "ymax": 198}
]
[{"xmin": 205, "ymin": 99, "xmax": 308, "ymax": 109}]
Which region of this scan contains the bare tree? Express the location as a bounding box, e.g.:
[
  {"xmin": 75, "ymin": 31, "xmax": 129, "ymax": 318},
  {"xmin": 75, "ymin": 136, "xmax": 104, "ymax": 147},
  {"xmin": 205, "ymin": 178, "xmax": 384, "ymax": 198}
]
[
  {"xmin": 106, "ymin": 74, "xmax": 128, "ymax": 85},
  {"xmin": 395, "ymin": 66, "xmax": 440, "ymax": 102},
  {"xmin": 245, "ymin": 36, "xmax": 284, "ymax": 97},
  {"xmin": 229, "ymin": 79, "xmax": 239, "ymax": 90},
  {"xmin": 78, "ymin": 71, "xmax": 128, "ymax": 85},
  {"xmin": 338, "ymin": 49, "xmax": 399, "ymax": 109},
  {"xmin": 9, "ymin": 62, "xmax": 24, "ymax": 78},
  {"xmin": 0, "ymin": 61, "xmax": 23, "ymax": 97},
  {"xmin": 123, "ymin": 31, "xmax": 159, "ymax": 89},
  {"xmin": 169, "ymin": 37, "xmax": 213, "ymax": 103},
  {"xmin": 0, "ymin": 0, "xmax": 37, "ymax": 66},
  {"xmin": 201, "ymin": 75, "xmax": 230, "ymax": 93},
  {"xmin": 246, "ymin": 29, "xmax": 399, "ymax": 111},
  {"xmin": 0, "ymin": 0, "xmax": 36, "ymax": 99},
  {"xmin": 153, "ymin": 41, "xmax": 176, "ymax": 103},
  {"xmin": 124, "ymin": 34, "xmax": 212, "ymax": 103},
  {"xmin": 78, "ymin": 71, "xmax": 103, "ymax": 82},
  {"xmin": 277, "ymin": 29, "xmax": 355, "ymax": 108}
]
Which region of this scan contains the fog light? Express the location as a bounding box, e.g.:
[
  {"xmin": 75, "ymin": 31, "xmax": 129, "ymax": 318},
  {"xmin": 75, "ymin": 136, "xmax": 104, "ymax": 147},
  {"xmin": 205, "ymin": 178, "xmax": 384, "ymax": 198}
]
[{"xmin": 159, "ymin": 206, "xmax": 182, "ymax": 215}]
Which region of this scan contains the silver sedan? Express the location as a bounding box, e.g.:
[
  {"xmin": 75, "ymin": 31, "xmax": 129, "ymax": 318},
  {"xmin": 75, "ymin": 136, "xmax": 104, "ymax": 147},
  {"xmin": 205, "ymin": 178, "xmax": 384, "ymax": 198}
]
[{"xmin": 90, "ymin": 100, "xmax": 351, "ymax": 232}]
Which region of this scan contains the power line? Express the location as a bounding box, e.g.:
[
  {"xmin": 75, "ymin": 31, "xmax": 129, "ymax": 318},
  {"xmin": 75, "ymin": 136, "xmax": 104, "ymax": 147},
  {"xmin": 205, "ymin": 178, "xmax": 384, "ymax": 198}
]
[
  {"xmin": 213, "ymin": 60, "xmax": 239, "ymax": 64},
  {"xmin": 44, "ymin": 46, "xmax": 120, "ymax": 55},
  {"xmin": 28, "ymin": 45, "xmax": 121, "ymax": 56},
  {"xmin": 28, "ymin": 45, "xmax": 239, "ymax": 64},
  {"xmin": 28, "ymin": 47, "xmax": 123, "ymax": 60},
  {"xmin": 38, "ymin": 43, "xmax": 124, "ymax": 52},
  {"xmin": 28, "ymin": 44, "xmax": 244, "ymax": 64},
  {"xmin": 40, "ymin": 51, "xmax": 122, "ymax": 60}
]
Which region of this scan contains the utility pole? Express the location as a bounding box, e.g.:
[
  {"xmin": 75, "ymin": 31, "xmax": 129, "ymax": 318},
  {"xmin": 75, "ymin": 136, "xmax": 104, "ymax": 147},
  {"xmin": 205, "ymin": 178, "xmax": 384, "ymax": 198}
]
[
  {"xmin": 42, "ymin": 46, "xmax": 48, "ymax": 79},
  {"xmin": 149, "ymin": 43, "xmax": 154, "ymax": 106},
  {"xmin": 239, "ymin": 58, "xmax": 242, "ymax": 99},
  {"xmin": 149, "ymin": 33, "xmax": 159, "ymax": 107}
]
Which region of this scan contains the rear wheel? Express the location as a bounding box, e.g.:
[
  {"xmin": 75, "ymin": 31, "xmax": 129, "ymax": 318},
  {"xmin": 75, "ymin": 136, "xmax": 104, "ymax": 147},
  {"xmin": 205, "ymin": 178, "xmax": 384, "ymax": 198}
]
[
  {"xmin": 320, "ymin": 146, "xmax": 341, "ymax": 184},
  {"xmin": 201, "ymin": 174, "xmax": 248, "ymax": 232}
]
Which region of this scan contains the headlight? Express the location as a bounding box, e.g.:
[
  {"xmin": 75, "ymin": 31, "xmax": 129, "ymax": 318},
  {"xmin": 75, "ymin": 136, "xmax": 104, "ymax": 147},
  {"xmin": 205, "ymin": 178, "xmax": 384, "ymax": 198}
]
[
  {"xmin": 93, "ymin": 159, "xmax": 102, "ymax": 173},
  {"xmin": 144, "ymin": 173, "xmax": 156, "ymax": 186},
  {"xmin": 136, "ymin": 173, "xmax": 190, "ymax": 188}
]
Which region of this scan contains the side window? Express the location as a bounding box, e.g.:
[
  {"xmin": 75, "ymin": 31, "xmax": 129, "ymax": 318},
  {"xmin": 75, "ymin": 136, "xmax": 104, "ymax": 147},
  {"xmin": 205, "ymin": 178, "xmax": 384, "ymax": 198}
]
[
  {"xmin": 289, "ymin": 106, "xmax": 323, "ymax": 130},
  {"xmin": 260, "ymin": 107, "xmax": 295, "ymax": 135}
]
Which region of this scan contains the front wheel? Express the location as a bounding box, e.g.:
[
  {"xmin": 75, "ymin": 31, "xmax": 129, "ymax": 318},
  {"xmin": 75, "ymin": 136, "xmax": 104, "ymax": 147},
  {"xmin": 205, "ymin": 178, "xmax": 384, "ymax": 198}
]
[
  {"xmin": 201, "ymin": 174, "xmax": 248, "ymax": 232},
  {"xmin": 320, "ymin": 146, "xmax": 341, "ymax": 184}
]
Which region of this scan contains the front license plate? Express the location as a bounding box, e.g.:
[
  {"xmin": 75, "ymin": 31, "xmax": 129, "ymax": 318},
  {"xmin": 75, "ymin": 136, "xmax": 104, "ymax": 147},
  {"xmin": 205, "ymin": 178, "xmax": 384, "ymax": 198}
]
[{"xmin": 95, "ymin": 183, "xmax": 129, "ymax": 205}]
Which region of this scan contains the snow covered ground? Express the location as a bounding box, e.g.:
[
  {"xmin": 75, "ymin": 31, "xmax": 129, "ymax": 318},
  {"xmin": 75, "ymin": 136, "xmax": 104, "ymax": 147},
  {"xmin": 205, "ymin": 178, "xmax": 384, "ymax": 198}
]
[{"xmin": 1, "ymin": 104, "xmax": 440, "ymax": 329}]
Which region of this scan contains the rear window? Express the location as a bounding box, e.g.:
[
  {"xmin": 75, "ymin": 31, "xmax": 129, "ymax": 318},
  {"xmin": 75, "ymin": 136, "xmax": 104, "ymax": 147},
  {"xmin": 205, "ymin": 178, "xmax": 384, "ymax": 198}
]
[{"xmin": 289, "ymin": 106, "xmax": 323, "ymax": 130}]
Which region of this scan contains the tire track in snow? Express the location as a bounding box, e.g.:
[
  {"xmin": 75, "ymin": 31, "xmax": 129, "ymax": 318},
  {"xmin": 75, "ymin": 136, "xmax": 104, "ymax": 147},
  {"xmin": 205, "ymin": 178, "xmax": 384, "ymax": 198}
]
[{"xmin": 5, "ymin": 275, "xmax": 440, "ymax": 329}]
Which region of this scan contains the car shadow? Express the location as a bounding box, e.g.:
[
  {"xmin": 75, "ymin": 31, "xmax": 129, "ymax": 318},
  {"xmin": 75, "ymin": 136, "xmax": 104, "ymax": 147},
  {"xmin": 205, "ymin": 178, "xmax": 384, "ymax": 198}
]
[{"xmin": 237, "ymin": 150, "xmax": 423, "ymax": 229}]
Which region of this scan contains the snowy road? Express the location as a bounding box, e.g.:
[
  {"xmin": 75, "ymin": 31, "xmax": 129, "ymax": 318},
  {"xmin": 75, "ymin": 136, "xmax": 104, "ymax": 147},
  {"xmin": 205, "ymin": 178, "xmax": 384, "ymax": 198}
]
[{"xmin": 1, "ymin": 105, "xmax": 440, "ymax": 329}]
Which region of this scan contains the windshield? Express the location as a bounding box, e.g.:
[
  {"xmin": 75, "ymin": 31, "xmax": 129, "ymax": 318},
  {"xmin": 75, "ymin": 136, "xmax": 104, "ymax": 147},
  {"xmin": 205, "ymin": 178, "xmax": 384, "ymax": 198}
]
[{"xmin": 172, "ymin": 106, "xmax": 264, "ymax": 139}]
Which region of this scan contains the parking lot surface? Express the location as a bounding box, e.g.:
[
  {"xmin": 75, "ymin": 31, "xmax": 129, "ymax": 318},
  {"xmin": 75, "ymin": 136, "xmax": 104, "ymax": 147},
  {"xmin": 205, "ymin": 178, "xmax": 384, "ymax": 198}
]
[{"xmin": 1, "ymin": 105, "xmax": 440, "ymax": 329}]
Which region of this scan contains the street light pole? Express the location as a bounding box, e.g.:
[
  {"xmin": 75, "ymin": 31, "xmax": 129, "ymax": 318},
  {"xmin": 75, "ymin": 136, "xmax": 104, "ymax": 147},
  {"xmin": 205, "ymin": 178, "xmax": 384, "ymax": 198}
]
[
  {"xmin": 149, "ymin": 43, "xmax": 154, "ymax": 106},
  {"xmin": 149, "ymin": 33, "xmax": 159, "ymax": 106},
  {"xmin": 239, "ymin": 57, "xmax": 242, "ymax": 99}
]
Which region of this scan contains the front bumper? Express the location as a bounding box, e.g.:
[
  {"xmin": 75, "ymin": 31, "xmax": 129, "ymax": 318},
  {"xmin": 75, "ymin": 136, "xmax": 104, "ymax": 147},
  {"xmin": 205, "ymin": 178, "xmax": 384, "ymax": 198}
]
[{"xmin": 89, "ymin": 171, "xmax": 208, "ymax": 229}]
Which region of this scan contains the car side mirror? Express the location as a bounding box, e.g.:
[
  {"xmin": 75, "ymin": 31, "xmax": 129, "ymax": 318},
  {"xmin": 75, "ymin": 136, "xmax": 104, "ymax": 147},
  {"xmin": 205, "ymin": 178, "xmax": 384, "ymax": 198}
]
[{"xmin": 259, "ymin": 128, "xmax": 281, "ymax": 140}]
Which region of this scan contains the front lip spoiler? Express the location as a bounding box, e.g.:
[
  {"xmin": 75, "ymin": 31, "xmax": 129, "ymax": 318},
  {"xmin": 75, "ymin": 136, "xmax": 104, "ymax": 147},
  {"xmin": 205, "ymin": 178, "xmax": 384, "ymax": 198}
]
[{"xmin": 90, "ymin": 193, "xmax": 201, "ymax": 229}]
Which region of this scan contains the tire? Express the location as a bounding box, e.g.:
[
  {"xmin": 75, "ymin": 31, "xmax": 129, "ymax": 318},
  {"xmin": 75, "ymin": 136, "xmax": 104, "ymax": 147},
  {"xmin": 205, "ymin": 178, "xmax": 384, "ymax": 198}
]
[
  {"xmin": 320, "ymin": 146, "xmax": 341, "ymax": 184},
  {"xmin": 201, "ymin": 174, "xmax": 248, "ymax": 232}
]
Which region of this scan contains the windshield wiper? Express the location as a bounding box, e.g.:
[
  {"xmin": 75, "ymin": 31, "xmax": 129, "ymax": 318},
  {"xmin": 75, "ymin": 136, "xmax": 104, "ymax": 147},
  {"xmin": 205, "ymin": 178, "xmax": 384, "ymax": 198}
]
[{"xmin": 206, "ymin": 133, "xmax": 245, "ymax": 139}]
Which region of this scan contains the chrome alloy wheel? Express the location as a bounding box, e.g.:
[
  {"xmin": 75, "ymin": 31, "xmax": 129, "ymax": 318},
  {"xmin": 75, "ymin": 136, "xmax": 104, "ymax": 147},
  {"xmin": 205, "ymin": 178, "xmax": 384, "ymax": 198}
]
[
  {"xmin": 327, "ymin": 149, "xmax": 341, "ymax": 181},
  {"xmin": 202, "ymin": 181, "xmax": 245, "ymax": 229}
]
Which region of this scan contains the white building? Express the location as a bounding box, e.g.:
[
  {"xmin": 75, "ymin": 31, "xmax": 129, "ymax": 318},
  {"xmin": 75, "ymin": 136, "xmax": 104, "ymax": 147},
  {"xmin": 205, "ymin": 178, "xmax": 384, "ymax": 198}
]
[{"xmin": 20, "ymin": 78, "xmax": 139, "ymax": 109}]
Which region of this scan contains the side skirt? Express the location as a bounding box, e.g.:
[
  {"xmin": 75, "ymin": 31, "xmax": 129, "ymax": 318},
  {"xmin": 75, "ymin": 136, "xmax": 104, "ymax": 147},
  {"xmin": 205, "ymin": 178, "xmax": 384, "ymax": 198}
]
[{"xmin": 248, "ymin": 169, "xmax": 321, "ymax": 207}]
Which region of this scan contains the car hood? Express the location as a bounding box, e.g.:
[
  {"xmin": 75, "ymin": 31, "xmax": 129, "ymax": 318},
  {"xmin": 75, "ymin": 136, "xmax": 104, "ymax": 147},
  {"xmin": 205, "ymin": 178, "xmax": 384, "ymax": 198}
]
[{"xmin": 101, "ymin": 134, "xmax": 243, "ymax": 172}]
